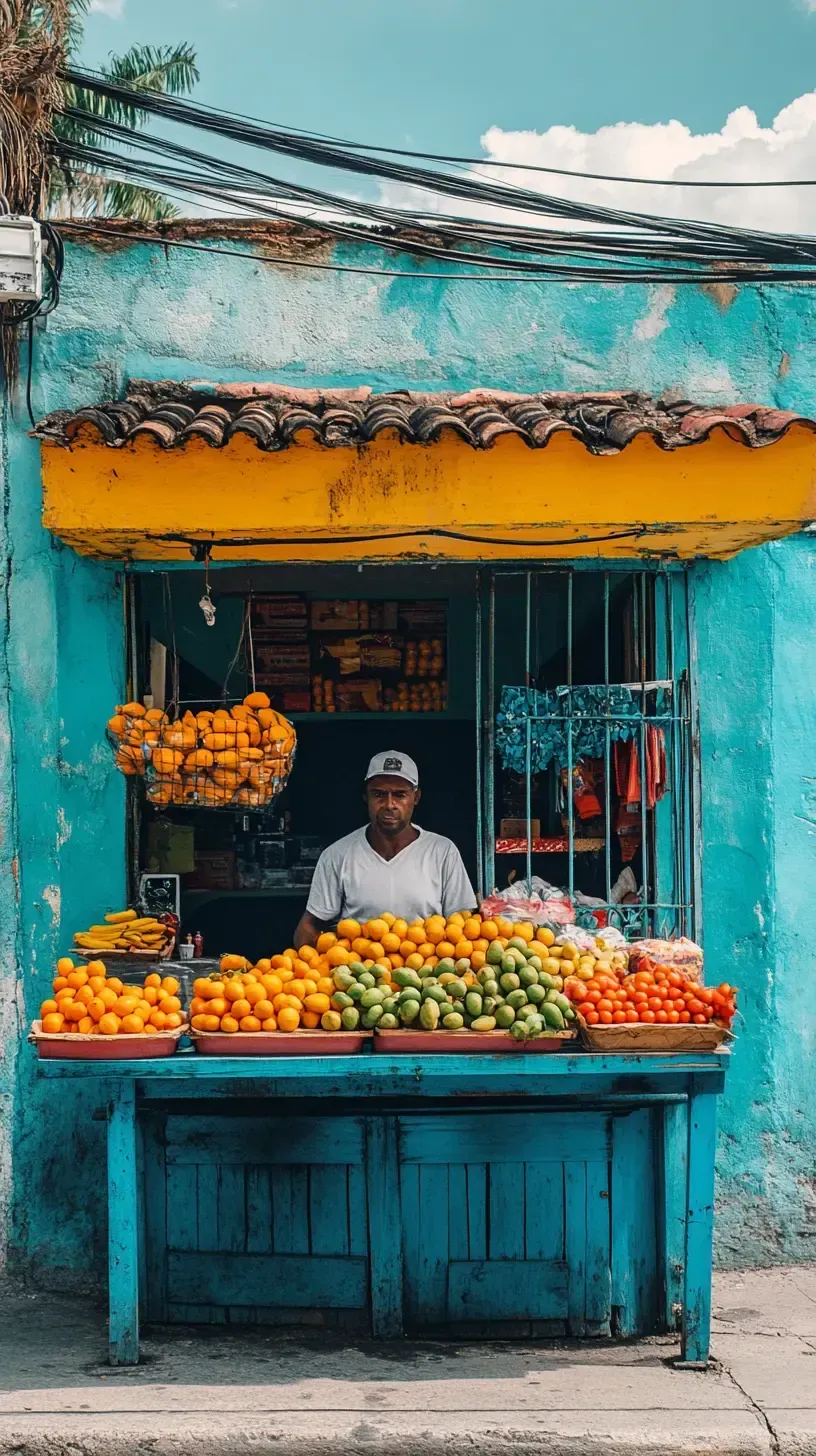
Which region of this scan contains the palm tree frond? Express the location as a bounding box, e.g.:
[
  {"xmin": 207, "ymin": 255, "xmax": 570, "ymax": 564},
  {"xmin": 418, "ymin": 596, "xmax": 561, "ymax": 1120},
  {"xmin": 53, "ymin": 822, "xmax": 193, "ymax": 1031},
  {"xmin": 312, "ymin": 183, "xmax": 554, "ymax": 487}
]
[
  {"xmin": 105, "ymin": 43, "xmax": 199, "ymax": 97},
  {"xmin": 103, "ymin": 178, "xmax": 179, "ymax": 222}
]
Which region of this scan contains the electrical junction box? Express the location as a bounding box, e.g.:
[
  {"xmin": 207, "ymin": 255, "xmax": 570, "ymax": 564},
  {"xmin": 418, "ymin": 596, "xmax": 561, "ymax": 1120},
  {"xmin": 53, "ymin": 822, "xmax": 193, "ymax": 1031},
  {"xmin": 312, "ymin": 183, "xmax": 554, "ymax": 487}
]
[{"xmin": 0, "ymin": 217, "xmax": 43, "ymax": 303}]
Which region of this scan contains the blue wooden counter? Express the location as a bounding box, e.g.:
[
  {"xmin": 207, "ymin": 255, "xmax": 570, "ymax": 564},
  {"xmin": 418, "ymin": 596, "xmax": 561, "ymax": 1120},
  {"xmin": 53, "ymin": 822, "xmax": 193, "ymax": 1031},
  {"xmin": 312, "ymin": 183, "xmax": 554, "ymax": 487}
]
[{"xmin": 38, "ymin": 1050, "xmax": 727, "ymax": 1367}]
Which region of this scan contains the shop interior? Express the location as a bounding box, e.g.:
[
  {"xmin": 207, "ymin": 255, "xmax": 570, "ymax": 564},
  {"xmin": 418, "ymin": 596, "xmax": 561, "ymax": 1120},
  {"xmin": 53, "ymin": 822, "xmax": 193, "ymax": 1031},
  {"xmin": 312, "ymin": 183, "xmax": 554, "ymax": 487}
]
[{"xmin": 131, "ymin": 564, "xmax": 671, "ymax": 962}]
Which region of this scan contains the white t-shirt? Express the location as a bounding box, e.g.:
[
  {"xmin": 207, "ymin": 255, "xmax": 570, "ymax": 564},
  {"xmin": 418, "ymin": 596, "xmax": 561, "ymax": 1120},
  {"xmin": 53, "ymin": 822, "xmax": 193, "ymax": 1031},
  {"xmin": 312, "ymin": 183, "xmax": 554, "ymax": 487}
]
[{"xmin": 306, "ymin": 824, "xmax": 477, "ymax": 926}]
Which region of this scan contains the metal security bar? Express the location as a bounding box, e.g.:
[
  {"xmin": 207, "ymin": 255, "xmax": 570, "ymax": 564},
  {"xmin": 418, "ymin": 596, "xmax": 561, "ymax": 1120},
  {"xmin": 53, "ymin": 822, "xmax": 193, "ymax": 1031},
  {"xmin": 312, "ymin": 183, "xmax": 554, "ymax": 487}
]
[{"xmin": 476, "ymin": 567, "xmax": 697, "ymax": 940}]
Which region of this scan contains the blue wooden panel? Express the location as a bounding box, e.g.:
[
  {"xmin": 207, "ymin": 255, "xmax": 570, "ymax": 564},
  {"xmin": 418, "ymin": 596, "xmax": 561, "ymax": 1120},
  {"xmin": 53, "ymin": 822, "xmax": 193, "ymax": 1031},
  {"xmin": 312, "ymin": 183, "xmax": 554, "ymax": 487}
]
[
  {"xmin": 167, "ymin": 1252, "xmax": 368, "ymax": 1309},
  {"xmin": 142, "ymin": 1119, "xmax": 167, "ymax": 1321},
  {"xmin": 682, "ymin": 1083, "xmax": 718, "ymax": 1365},
  {"xmin": 611, "ymin": 1108, "xmax": 659, "ymax": 1337},
  {"xmin": 447, "ymin": 1164, "xmax": 469, "ymax": 1261},
  {"xmin": 466, "ymin": 1164, "xmax": 487, "ymax": 1261},
  {"xmin": 585, "ymin": 1161, "xmax": 612, "ymax": 1330},
  {"xmin": 488, "ymin": 1163, "xmax": 525, "ymax": 1261},
  {"xmin": 447, "ymin": 1260, "xmax": 568, "ymax": 1322},
  {"xmin": 660, "ymin": 1101, "xmax": 687, "ymax": 1329},
  {"xmin": 166, "ymin": 1164, "xmax": 198, "ymax": 1249},
  {"xmin": 525, "ymin": 1163, "xmax": 564, "ymax": 1262},
  {"xmin": 565, "ymin": 1162, "xmax": 587, "ymax": 1336},
  {"xmin": 196, "ymin": 1165, "xmax": 219, "ymax": 1250},
  {"xmin": 165, "ymin": 1116, "xmax": 364, "ymax": 1165},
  {"xmin": 348, "ymin": 1164, "xmax": 368, "ymax": 1258},
  {"xmin": 400, "ymin": 1161, "xmax": 421, "ymax": 1323},
  {"xmin": 309, "ymin": 1165, "xmax": 350, "ymax": 1257},
  {"xmin": 400, "ymin": 1114, "xmax": 610, "ymax": 1164},
  {"xmin": 366, "ymin": 1118, "xmax": 403, "ymax": 1337},
  {"xmin": 245, "ymin": 1166, "xmax": 272, "ymax": 1255},
  {"xmin": 217, "ymin": 1165, "xmax": 246, "ymax": 1253},
  {"xmin": 270, "ymin": 1165, "xmax": 310, "ymax": 1254},
  {"xmin": 416, "ymin": 1164, "xmax": 450, "ymax": 1323}
]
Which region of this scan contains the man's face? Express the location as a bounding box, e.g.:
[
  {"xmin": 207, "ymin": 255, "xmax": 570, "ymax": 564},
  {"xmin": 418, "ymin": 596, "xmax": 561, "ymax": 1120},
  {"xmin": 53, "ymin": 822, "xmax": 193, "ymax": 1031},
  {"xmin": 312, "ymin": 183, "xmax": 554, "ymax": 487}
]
[{"xmin": 366, "ymin": 775, "xmax": 420, "ymax": 837}]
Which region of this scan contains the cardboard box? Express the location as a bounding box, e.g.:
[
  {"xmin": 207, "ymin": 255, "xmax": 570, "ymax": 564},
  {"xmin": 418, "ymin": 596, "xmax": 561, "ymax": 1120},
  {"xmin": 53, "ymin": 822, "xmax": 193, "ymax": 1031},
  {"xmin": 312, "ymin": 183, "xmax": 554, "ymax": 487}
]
[{"xmin": 186, "ymin": 850, "xmax": 236, "ymax": 891}]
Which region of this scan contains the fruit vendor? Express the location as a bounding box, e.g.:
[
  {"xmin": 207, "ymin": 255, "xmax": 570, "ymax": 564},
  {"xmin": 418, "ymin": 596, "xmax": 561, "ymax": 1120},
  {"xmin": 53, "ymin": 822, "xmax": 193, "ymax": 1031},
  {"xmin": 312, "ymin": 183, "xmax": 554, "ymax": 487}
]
[{"xmin": 293, "ymin": 751, "xmax": 477, "ymax": 945}]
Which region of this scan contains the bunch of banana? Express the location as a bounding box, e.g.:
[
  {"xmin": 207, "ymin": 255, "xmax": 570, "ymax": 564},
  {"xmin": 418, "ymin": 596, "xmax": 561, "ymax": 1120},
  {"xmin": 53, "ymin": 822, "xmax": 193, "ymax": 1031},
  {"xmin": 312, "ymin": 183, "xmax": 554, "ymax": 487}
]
[{"xmin": 73, "ymin": 908, "xmax": 172, "ymax": 954}]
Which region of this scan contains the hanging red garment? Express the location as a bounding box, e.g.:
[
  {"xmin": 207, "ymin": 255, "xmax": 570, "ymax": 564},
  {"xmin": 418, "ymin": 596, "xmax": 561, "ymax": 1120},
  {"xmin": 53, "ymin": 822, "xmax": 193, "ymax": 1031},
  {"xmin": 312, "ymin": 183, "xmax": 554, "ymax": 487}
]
[{"xmin": 613, "ymin": 728, "xmax": 667, "ymax": 861}]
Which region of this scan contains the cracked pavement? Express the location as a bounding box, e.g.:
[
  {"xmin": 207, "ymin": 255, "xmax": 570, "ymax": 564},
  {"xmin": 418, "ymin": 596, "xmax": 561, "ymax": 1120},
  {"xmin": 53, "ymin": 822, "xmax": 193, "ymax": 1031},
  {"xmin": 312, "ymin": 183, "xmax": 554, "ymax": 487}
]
[{"xmin": 0, "ymin": 1265, "xmax": 814, "ymax": 1456}]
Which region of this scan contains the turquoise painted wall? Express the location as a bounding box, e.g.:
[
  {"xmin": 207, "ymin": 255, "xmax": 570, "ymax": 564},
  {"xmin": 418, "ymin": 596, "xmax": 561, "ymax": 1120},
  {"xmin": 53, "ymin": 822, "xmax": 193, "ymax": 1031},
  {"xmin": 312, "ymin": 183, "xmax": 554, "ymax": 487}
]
[{"xmin": 1, "ymin": 231, "xmax": 815, "ymax": 1282}]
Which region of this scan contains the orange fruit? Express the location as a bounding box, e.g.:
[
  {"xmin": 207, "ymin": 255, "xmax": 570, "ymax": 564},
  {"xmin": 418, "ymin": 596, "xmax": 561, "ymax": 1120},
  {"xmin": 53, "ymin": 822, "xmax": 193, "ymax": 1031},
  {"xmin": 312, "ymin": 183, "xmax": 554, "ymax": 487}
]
[
  {"xmin": 121, "ymin": 1014, "xmax": 145, "ymax": 1034},
  {"xmin": 470, "ymin": 950, "xmax": 487, "ymax": 971},
  {"xmin": 436, "ymin": 940, "xmax": 456, "ymax": 959},
  {"xmin": 142, "ymin": 985, "xmax": 158, "ymax": 1006},
  {"xmin": 316, "ymin": 976, "xmax": 334, "ymax": 995},
  {"xmin": 472, "ymin": 938, "xmax": 489, "ymax": 954},
  {"xmin": 254, "ymin": 998, "xmax": 275, "ymax": 1020},
  {"xmin": 407, "ymin": 926, "xmax": 425, "ymax": 945},
  {"xmin": 223, "ymin": 980, "xmax": 244, "ymax": 1002},
  {"xmin": 142, "ymin": 1023, "xmax": 159, "ymax": 1036},
  {"xmin": 381, "ymin": 932, "xmax": 401, "ymax": 954},
  {"xmin": 40, "ymin": 999, "xmax": 59, "ymax": 1017},
  {"xmin": 63, "ymin": 1001, "xmax": 86, "ymax": 1023},
  {"xmin": 415, "ymin": 942, "xmax": 433, "ymax": 960},
  {"xmin": 231, "ymin": 998, "xmax": 251, "ymax": 1020},
  {"xmin": 240, "ymin": 1015, "xmax": 261, "ymax": 1032},
  {"xmin": 424, "ymin": 955, "xmax": 439, "ymax": 969},
  {"xmin": 515, "ymin": 921, "xmax": 534, "ymax": 943},
  {"xmin": 365, "ymin": 918, "xmax": 388, "ymax": 943},
  {"xmin": 164, "ymin": 1012, "xmax": 183, "ymax": 1029},
  {"xmin": 453, "ymin": 941, "xmax": 474, "ymax": 961},
  {"xmin": 220, "ymin": 1015, "xmax": 240, "ymax": 1033},
  {"xmin": 424, "ymin": 924, "xmax": 445, "ymax": 946},
  {"xmin": 316, "ymin": 932, "xmax": 337, "ymax": 954},
  {"xmin": 41, "ymin": 1012, "xmax": 65, "ymax": 1034},
  {"xmin": 98, "ymin": 1013, "xmax": 121, "ymax": 1036},
  {"xmin": 99, "ymin": 986, "xmax": 118, "ymax": 1009},
  {"xmin": 56, "ymin": 957, "xmax": 75, "ymax": 975},
  {"xmin": 255, "ymin": 958, "xmax": 272, "ymax": 973},
  {"xmin": 106, "ymin": 976, "xmax": 124, "ymax": 994},
  {"xmin": 480, "ymin": 919, "xmax": 498, "ymax": 940},
  {"xmin": 160, "ymin": 976, "xmax": 180, "ymax": 994},
  {"xmin": 66, "ymin": 968, "xmax": 89, "ymax": 990},
  {"xmin": 245, "ymin": 984, "xmax": 265, "ymax": 1006},
  {"xmin": 327, "ymin": 946, "xmax": 351, "ymax": 967},
  {"xmin": 405, "ymin": 953, "xmax": 424, "ymax": 971},
  {"xmin": 191, "ymin": 1013, "xmax": 218, "ymax": 1031},
  {"xmin": 463, "ymin": 917, "xmax": 482, "ymax": 941},
  {"xmin": 277, "ymin": 1006, "xmax": 300, "ymax": 1032},
  {"xmin": 304, "ymin": 993, "xmax": 330, "ymax": 1014},
  {"xmin": 52, "ymin": 976, "xmax": 68, "ymax": 993},
  {"xmin": 392, "ymin": 918, "xmax": 408, "ymax": 940},
  {"xmin": 399, "ymin": 939, "xmax": 416, "ymax": 959},
  {"xmin": 74, "ymin": 984, "xmax": 93, "ymax": 1007},
  {"xmin": 261, "ymin": 973, "xmax": 284, "ymax": 997},
  {"xmin": 114, "ymin": 995, "xmax": 139, "ymax": 1017},
  {"xmin": 76, "ymin": 1016, "xmax": 95, "ymax": 1035},
  {"xmin": 87, "ymin": 996, "xmax": 107, "ymax": 1022},
  {"xmin": 288, "ymin": 980, "xmax": 307, "ymax": 1001},
  {"xmin": 301, "ymin": 1011, "xmax": 320, "ymax": 1028},
  {"xmin": 160, "ymin": 995, "xmax": 182, "ymax": 1013},
  {"xmin": 448, "ymin": 912, "xmax": 465, "ymax": 928},
  {"xmin": 144, "ymin": 972, "xmax": 162, "ymax": 989},
  {"xmin": 149, "ymin": 1009, "xmax": 168, "ymax": 1030},
  {"xmin": 261, "ymin": 1016, "xmax": 278, "ymax": 1031},
  {"xmin": 204, "ymin": 997, "xmax": 226, "ymax": 1018},
  {"xmin": 86, "ymin": 960, "xmax": 108, "ymax": 977},
  {"xmin": 337, "ymin": 918, "xmax": 360, "ymax": 941},
  {"xmin": 88, "ymin": 975, "xmax": 107, "ymax": 994}
]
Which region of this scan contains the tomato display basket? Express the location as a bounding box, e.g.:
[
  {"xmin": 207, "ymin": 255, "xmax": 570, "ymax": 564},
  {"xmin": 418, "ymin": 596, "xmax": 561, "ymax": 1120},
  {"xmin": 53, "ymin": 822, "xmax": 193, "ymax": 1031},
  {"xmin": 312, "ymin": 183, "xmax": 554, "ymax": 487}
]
[
  {"xmin": 29, "ymin": 1020, "xmax": 188, "ymax": 1060},
  {"xmin": 190, "ymin": 1029, "xmax": 371, "ymax": 1056},
  {"xmin": 373, "ymin": 1028, "xmax": 577, "ymax": 1054},
  {"xmin": 577, "ymin": 1020, "xmax": 733, "ymax": 1053}
]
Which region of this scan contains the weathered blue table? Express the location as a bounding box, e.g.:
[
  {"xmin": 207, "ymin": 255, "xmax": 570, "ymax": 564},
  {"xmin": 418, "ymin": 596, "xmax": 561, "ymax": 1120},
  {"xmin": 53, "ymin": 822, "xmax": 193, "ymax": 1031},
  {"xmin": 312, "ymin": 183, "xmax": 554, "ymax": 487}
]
[{"xmin": 38, "ymin": 1050, "xmax": 727, "ymax": 1366}]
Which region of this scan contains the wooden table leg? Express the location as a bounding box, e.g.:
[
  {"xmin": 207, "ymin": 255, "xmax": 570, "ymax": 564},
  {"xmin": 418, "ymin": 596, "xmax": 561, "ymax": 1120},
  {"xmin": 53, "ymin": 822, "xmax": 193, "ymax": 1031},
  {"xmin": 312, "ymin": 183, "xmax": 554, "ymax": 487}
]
[
  {"xmin": 108, "ymin": 1081, "xmax": 140, "ymax": 1365},
  {"xmin": 679, "ymin": 1077, "xmax": 718, "ymax": 1366}
]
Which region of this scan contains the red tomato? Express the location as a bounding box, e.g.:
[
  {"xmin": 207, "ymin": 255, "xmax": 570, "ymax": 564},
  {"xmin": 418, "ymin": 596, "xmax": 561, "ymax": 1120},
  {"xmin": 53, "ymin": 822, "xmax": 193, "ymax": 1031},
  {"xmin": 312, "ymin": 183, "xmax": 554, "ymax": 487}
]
[
  {"xmin": 679, "ymin": 1010, "xmax": 691, "ymax": 1023},
  {"xmin": 667, "ymin": 1009, "xmax": 680, "ymax": 1023},
  {"xmin": 584, "ymin": 1010, "xmax": 599, "ymax": 1025},
  {"xmin": 639, "ymin": 1009, "xmax": 656, "ymax": 1023},
  {"xmin": 597, "ymin": 998, "xmax": 615, "ymax": 1014},
  {"xmin": 647, "ymin": 996, "xmax": 663, "ymax": 1011},
  {"xmin": 687, "ymin": 998, "xmax": 705, "ymax": 1015},
  {"xmin": 656, "ymin": 1009, "xmax": 669, "ymax": 1023},
  {"xmin": 612, "ymin": 1010, "xmax": 627, "ymax": 1024},
  {"xmin": 598, "ymin": 1010, "xmax": 614, "ymax": 1024},
  {"xmin": 692, "ymin": 1013, "xmax": 708, "ymax": 1024},
  {"xmin": 625, "ymin": 1009, "xmax": 639, "ymax": 1023}
]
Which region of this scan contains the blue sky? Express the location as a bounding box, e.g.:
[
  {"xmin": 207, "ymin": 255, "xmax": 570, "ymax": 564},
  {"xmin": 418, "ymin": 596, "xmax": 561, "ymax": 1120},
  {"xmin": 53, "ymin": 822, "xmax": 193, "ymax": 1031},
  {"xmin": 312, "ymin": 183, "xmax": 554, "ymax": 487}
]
[{"xmin": 80, "ymin": 0, "xmax": 816, "ymax": 149}]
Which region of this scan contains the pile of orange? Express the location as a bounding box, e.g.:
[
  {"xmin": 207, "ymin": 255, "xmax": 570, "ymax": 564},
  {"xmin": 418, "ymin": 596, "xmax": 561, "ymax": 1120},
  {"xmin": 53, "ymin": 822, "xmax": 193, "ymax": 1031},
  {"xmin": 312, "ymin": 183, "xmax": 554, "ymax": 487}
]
[
  {"xmin": 328, "ymin": 911, "xmax": 542, "ymax": 975},
  {"xmin": 190, "ymin": 954, "xmax": 338, "ymax": 1034},
  {"xmin": 108, "ymin": 691, "xmax": 296, "ymax": 809},
  {"xmin": 38, "ymin": 960, "xmax": 185, "ymax": 1036}
]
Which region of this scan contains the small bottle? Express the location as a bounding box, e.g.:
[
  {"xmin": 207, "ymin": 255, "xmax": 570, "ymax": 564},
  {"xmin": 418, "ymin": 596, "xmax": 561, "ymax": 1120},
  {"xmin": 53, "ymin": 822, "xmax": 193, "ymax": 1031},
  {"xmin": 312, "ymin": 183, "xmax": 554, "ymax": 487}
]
[{"xmin": 193, "ymin": 930, "xmax": 204, "ymax": 958}]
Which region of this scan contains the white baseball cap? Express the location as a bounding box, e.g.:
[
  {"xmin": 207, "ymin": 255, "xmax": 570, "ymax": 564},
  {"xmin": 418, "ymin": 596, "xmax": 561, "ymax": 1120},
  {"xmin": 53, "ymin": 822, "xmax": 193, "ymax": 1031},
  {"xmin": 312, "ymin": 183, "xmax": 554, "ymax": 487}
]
[{"xmin": 366, "ymin": 751, "xmax": 419, "ymax": 787}]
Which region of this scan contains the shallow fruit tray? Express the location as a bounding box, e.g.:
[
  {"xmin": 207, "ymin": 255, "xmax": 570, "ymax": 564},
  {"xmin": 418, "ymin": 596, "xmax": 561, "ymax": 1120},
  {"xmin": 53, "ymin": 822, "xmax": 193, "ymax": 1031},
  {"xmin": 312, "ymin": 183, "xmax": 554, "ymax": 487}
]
[
  {"xmin": 578, "ymin": 1021, "xmax": 732, "ymax": 1053},
  {"xmin": 373, "ymin": 1029, "xmax": 577, "ymax": 1054},
  {"xmin": 29, "ymin": 1020, "xmax": 187, "ymax": 1060},
  {"xmin": 75, "ymin": 939, "xmax": 175, "ymax": 963},
  {"xmin": 190, "ymin": 1029, "xmax": 371, "ymax": 1056}
]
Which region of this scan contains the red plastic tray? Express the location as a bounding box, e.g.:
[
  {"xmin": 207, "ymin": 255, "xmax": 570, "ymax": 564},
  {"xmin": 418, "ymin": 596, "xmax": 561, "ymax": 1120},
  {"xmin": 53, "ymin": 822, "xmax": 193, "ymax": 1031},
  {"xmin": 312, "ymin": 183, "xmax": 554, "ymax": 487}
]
[
  {"xmin": 29, "ymin": 1020, "xmax": 187, "ymax": 1060},
  {"xmin": 191, "ymin": 1029, "xmax": 370, "ymax": 1056},
  {"xmin": 373, "ymin": 1029, "xmax": 577, "ymax": 1054}
]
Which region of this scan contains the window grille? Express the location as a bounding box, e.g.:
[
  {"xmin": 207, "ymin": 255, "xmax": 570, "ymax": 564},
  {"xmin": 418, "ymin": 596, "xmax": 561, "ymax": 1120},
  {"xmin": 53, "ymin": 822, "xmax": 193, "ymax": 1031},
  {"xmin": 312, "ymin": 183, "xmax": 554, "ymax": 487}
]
[{"xmin": 475, "ymin": 567, "xmax": 697, "ymax": 940}]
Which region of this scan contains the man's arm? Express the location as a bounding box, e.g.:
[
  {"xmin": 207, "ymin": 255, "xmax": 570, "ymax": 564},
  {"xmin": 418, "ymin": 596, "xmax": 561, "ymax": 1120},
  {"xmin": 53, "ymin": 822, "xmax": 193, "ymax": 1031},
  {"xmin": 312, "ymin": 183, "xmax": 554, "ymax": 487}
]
[{"xmin": 293, "ymin": 845, "xmax": 342, "ymax": 948}]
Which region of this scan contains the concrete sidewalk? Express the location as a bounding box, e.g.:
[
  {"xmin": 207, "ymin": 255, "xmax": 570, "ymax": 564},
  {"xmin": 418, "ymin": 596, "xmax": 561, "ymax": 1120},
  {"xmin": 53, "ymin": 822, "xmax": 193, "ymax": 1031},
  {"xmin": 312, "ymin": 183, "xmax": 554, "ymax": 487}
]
[{"xmin": 0, "ymin": 1265, "xmax": 814, "ymax": 1456}]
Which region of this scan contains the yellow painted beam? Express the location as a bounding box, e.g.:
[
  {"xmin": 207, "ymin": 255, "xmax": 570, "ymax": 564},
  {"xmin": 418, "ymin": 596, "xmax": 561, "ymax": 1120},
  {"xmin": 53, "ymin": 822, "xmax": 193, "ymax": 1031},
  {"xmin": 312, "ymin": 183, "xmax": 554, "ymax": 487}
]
[{"xmin": 40, "ymin": 425, "xmax": 816, "ymax": 561}]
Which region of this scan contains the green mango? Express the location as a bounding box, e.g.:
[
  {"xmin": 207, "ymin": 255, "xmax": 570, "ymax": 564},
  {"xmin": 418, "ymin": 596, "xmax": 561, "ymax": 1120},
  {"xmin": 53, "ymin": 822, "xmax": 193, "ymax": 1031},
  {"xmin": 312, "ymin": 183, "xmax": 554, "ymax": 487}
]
[
  {"xmin": 455, "ymin": 957, "xmax": 472, "ymax": 974},
  {"xmin": 449, "ymin": 978, "xmax": 468, "ymax": 1000},
  {"xmin": 524, "ymin": 1014, "xmax": 544, "ymax": 1036},
  {"xmin": 381, "ymin": 996, "xmax": 398, "ymax": 1015},
  {"xmin": 333, "ymin": 969, "xmax": 355, "ymax": 990},
  {"xmin": 506, "ymin": 988, "xmax": 528, "ymax": 1010},
  {"xmin": 331, "ymin": 990, "xmax": 354, "ymax": 1010},
  {"xmin": 347, "ymin": 963, "xmax": 367, "ymax": 979},
  {"xmin": 509, "ymin": 1019, "xmax": 530, "ymax": 1041},
  {"xmin": 500, "ymin": 971, "xmax": 520, "ymax": 993},
  {"xmin": 519, "ymin": 966, "xmax": 539, "ymax": 988},
  {"xmin": 481, "ymin": 977, "xmax": 499, "ymax": 998},
  {"xmin": 419, "ymin": 963, "xmax": 438, "ymax": 978},
  {"xmin": 436, "ymin": 957, "xmax": 456, "ymax": 974},
  {"xmin": 482, "ymin": 995, "xmax": 499, "ymax": 1016},
  {"xmin": 545, "ymin": 988, "xmax": 560, "ymax": 1003},
  {"xmin": 515, "ymin": 1002, "xmax": 539, "ymax": 1021},
  {"xmin": 360, "ymin": 987, "xmax": 386, "ymax": 1008},
  {"xmin": 538, "ymin": 972, "xmax": 555, "ymax": 990},
  {"xmin": 501, "ymin": 954, "xmax": 518, "ymax": 975},
  {"xmin": 526, "ymin": 954, "xmax": 543, "ymax": 972},
  {"xmin": 394, "ymin": 968, "xmax": 422, "ymax": 989},
  {"xmin": 471, "ymin": 1015, "xmax": 497, "ymax": 1031},
  {"xmin": 399, "ymin": 987, "xmax": 421, "ymax": 1004},
  {"xmin": 399, "ymin": 999, "xmax": 421, "ymax": 1025},
  {"xmin": 507, "ymin": 936, "xmax": 529, "ymax": 953},
  {"xmin": 358, "ymin": 971, "xmax": 375, "ymax": 989},
  {"xmin": 486, "ymin": 941, "xmax": 505, "ymax": 965},
  {"xmin": 511, "ymin": 948, "xmax": 529, "ymax": 968},
  {"xmin": 527, "ymin": 983, "xmax": 546, "ymax": 1004},
  {"xmin": 423, "ymin": 984, "xmax": 448, "ymax": 1004},
  {"xmin": 362, "ymin": 1004, "xmax": 384, "ymax": 1028},
  {"xmin": 348, "ymin": 982, "xmax": 365, "ymax": 1001},
  {"xmin": 540, "ymin": 1002, "xmax": 566, "ymax": 1030},
  {"xmin": 378, "ymin": 1013, "xmax": 399, "ymax": 1029},
  {"xmin": 465, "ymin": 991, "xmax": 483, "ymax": 1018},
  {"xmin": 420, "ymin": 999, "xmax": 440, "ymax": 1030},
  {"xmin": 553, "ymin": 993, "xmax": 572, "ymax": 1017},
  {"xmin": 442, "ymin": 1012, "xmax": 464, "ymax": 1030},
  {"xmin": 495, "ymin": 1004, "xmax": 515, "ymax": 1028},
  {"xmin": 341, "ymin": 1006, "xmax": 360, "ymax": 1031}
]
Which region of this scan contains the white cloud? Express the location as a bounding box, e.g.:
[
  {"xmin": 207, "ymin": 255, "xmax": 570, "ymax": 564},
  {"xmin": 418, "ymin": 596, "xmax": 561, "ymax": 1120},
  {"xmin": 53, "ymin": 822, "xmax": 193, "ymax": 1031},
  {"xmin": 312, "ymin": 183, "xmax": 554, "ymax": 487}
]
[
  {"xmin": 376, "ymin": 93, "xmax": 816, "ymax": 237},
  {"xmin": 88, "ymin": 0, "xmax": 125, "ymax": 15}
]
